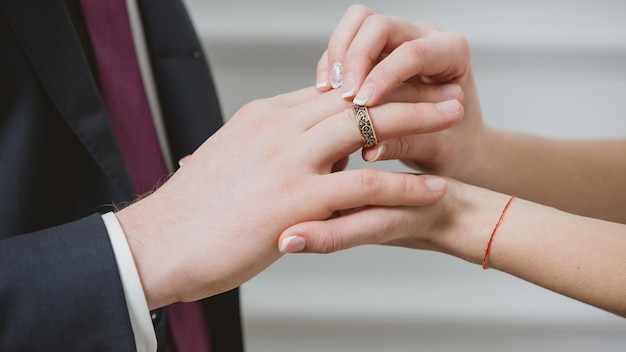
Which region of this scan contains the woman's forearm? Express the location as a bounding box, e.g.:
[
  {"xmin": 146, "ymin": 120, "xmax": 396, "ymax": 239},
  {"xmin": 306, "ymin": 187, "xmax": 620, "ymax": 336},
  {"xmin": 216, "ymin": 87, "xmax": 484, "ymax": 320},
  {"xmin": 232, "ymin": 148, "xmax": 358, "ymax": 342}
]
[
  {"xmin": 444, "ymin": 187, "xmax": 626, "ymax": 317},
  {"xmin": 467, "ymin": 128, "xmax": 626, "ymax": 223}
]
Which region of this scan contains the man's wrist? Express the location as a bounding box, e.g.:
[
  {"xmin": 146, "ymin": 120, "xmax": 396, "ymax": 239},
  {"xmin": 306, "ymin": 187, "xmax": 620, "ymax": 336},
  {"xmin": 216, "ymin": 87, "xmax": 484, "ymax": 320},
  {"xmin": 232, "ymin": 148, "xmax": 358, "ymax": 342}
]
[{"xmin": 115, "ymin": 195, "xmax": 178, "ymax": 310}]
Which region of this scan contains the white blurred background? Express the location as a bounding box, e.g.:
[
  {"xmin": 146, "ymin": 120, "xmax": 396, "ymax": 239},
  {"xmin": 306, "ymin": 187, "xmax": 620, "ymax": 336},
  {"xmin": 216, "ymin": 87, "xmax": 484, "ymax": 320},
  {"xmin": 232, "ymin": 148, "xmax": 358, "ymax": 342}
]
[{"xmin": 184, "ymin": 1, "xmax": 626, "ymax": 351}]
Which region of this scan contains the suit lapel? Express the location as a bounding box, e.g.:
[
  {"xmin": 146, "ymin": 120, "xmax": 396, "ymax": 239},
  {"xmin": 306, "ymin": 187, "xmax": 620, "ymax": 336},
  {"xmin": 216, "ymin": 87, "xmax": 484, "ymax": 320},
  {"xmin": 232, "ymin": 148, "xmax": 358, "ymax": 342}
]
[{"xmin": 0, "ymin": 0, "xmax": 135, "ymax": 198}]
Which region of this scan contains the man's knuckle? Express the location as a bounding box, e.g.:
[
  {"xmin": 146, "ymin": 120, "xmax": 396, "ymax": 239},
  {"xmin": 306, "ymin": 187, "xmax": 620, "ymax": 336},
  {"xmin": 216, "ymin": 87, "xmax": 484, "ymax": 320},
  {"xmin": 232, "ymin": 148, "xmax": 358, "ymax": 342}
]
[{"xmin": 359, "ymin": 169, "xmax": 383, "ymax": 195}]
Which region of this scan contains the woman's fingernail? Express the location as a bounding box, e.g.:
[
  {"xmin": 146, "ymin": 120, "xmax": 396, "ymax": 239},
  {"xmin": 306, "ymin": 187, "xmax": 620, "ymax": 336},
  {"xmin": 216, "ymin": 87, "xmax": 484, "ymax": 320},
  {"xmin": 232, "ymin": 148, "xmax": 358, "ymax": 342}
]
[
  {"xmin": 178, "ymin": 159, "xmax": 184, "ymax": 168},
  {"xmin": 330, "ymin": 62, "xmax": 343, "ymax": 89},
  {"xmin": 424, "ymin": 177, "xmax": 447, "ymax": 192},
  {"xmin": 316, "ymin": 71, "xmax": 329, "ymax": 89},
  {"xmin": 435, "ymin": 99, "xmax": 460, "ymax": 114},
  {"xmin": 341, "ymin": 72, "xmax": 356, "ymax": 98},
  {"xmin": 353, "ymin": 83, "xmax": 374, "ymax": 105},
  {"xmin": 438, "ymin": 84, "xmax": 462, "ymax": 98},
  {"xmin": 363, "ymin": 143, "xmax": 384, "ymax": 162},
  {"xmin": 279, "ymin": 236, "xmax": 306, "ymax": 253}
]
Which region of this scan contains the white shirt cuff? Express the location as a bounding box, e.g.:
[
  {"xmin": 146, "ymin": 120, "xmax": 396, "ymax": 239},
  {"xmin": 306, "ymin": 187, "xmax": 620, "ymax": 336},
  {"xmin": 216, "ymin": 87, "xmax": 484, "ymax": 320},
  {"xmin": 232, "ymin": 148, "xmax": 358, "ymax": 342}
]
[{"xmin": 103, "ymin": 212, "xmax": 158, "ymax": 352}]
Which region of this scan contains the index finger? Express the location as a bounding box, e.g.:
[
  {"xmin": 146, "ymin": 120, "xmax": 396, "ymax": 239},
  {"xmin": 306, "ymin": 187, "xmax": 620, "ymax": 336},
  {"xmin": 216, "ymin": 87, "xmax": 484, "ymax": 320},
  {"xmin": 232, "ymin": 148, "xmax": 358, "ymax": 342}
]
[
  {"xmin": 341, "ymin": 18, "xmax": 437, "ymax": 101},
  {"xmin": 353, "ymin": 31, "xmax": 471, "ymax": 106}
]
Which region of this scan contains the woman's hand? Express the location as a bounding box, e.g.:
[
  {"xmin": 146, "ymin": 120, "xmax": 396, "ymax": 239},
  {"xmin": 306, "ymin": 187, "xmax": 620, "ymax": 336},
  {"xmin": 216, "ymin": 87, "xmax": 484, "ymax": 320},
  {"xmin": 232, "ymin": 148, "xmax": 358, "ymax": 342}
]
[
  {"xmin": 278, "ymin": 175, "xmax": 626, "ymax": 318},
  {"xmin": 116, "ymin": 84, "xmax": 462, "ymax": 309},
  {"xmin": 278, "ymin": 178, "xmax": 509, "ymax": 259},
  {"xmin": 317, "ymin": 5, "xmax": 489, "ymax": 180}
]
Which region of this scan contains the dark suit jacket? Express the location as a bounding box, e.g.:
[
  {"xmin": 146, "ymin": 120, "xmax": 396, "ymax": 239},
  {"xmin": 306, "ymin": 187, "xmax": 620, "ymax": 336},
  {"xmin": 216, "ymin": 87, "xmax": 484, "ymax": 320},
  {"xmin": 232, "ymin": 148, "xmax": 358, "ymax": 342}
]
[{"xmin": 0, "ymin": 0, "xmax": 244, "ymax": 350}]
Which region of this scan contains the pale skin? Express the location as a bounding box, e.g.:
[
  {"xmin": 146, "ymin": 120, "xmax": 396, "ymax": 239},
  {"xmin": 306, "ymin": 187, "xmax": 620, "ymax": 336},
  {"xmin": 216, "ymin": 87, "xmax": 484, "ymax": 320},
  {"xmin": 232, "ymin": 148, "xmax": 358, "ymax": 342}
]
[
  {"xmin": 114, "ymin": 83, "xmax": 463, "ymax": 310},
  {"xmin": 280, "ymin": 5, "xmax": 626, "ymax": 317}
]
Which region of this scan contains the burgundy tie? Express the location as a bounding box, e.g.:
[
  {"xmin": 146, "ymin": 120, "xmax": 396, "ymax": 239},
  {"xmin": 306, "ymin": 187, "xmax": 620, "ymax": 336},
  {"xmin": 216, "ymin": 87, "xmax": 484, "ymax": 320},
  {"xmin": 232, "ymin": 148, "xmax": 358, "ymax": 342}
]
[
  {"xmin": 79, "ymin": 1, "xmax": 211, "ymax": 351},
  {"xmin": 80, "ymin": 0, "xmax": 167, "ymax": 195}
]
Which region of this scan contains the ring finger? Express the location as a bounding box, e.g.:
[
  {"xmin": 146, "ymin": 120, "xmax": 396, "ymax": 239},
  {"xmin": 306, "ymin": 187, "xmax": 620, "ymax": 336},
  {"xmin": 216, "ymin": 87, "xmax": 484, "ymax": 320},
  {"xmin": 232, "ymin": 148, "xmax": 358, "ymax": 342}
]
[{"xmin": 302, "ymin": 99, "xmax": 463, "ymax": 169}]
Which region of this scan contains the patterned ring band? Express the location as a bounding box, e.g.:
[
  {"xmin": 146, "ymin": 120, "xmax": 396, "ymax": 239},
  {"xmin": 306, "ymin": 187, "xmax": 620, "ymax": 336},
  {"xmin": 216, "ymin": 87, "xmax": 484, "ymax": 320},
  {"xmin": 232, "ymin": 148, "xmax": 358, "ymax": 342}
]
[{"xmin": 352, "ymin": 104, "xmax": 378, "ymax": 148}]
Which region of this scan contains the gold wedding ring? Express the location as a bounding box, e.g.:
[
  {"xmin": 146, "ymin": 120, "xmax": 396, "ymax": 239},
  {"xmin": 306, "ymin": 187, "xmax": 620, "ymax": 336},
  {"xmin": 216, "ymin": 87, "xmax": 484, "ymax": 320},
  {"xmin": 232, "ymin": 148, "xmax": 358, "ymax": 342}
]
[{"xmin": 352, "ymin": 104, "xmax": 378, "ymax": 148}]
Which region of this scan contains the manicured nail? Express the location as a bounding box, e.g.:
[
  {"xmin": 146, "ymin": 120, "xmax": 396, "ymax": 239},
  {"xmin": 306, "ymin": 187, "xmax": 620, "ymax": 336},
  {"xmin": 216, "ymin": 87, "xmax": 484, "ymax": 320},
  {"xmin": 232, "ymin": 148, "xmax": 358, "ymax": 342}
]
[
  {"xmin": 438, "ymin": 84, "xmax": 462, "ymax": 98},
  {"xmin": 341, "ymin": 72, "xmax": 356, "ymax": 98},
  {"xmin": 178, "ymin": 159, "xmax": 184, "ymax": 168},
  {"xmin": 316, "ymin": 70, "xmax": 329, "ymax": 89},
  {"xmin": 424, "ymin": 177, "xmax": 447, "ymax": 192},
  {"xmin": 435, "ymin": 99, "xmax": 460, "ymax": 114},
  {"xmin": 279, "ymin": 236, "xmax": 306, "ymax": 253},
  {"xmin": 330, "ymin": 62, "xmax": 343, "ymax": 89},
  {"xmin": 363, "ymin": 143, "xmax": 384, "ymax": 162},
  {"xmin": 353, "ymin": 83, "xmax": 374, "ymax": 105}
]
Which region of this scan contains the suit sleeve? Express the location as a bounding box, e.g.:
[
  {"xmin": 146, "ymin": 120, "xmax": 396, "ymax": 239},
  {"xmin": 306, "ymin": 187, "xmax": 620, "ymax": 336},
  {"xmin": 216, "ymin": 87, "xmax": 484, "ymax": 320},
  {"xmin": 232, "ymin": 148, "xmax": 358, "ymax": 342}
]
[{"xmin": 0, "ymin": 214, "xmax": 138, "ymax": 351}]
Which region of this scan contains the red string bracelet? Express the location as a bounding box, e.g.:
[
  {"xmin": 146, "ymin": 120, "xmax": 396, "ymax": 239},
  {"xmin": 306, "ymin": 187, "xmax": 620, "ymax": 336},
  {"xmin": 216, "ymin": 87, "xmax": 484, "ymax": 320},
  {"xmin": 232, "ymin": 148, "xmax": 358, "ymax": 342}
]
[{"xmin": 482, "ymin": 195, "xmax": 516, "ymax": 269}]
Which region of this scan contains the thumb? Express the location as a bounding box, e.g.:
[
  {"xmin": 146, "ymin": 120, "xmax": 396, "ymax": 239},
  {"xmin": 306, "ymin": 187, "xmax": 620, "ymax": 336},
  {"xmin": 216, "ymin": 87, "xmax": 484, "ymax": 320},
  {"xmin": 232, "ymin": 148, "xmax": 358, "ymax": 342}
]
[{"xmin": 362, "ymin": 136, "xmax": 436, "ymax": 163}]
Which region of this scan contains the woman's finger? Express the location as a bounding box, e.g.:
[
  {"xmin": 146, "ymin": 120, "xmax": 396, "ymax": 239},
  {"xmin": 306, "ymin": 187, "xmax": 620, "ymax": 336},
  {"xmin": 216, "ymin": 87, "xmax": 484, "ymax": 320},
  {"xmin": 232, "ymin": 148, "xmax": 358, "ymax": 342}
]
[
  {"xmin": 341, "ymin": 18, "xmax": 437, "ymax": 100},
  {"xmin": 354, "ymin": 31, "xmax": 471, "ymax": 106},
  {"xmin": 315, "ymin": 50, "xmax": 331, "ymax": 91},
  {"xmin": 362, "ymin": 132, "xmax": 446, "ymax": 164},
  {"xmin": 279, "ymin": 206, "xmax": 400, "ymax": 253},
  {"xmin": 321, "ymin": 5, "xmax": 374, "ymax": 90},
  {"xmin": 302, "ymin": 99, "xmax": 463, "ymax": 167},
  {"xmin": 377, "ymin": 82, "xmax": 463, "ymax": 105},
  {"xmin": 279, "ymin": 176, "xmax": 446, "ymax": 253}
]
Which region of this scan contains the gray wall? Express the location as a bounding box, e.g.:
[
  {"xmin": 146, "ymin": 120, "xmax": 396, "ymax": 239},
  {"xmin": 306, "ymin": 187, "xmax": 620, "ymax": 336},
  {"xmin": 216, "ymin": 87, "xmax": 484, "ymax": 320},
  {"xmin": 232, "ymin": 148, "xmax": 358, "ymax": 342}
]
[{"xmin": 185, "ymin": 1, "xmax": 626, "ymax": 351}]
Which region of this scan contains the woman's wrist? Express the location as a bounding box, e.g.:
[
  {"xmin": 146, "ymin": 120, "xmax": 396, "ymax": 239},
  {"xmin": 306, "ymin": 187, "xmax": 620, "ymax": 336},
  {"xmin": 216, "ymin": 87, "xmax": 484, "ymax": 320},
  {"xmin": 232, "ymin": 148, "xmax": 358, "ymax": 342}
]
[
  {"xmin": 453, "ymin": 125, "xmax": 499, "ymax": 185},
  {"xmin": 432, "ymin": 183, "xmax": 516, "ymax": 266}
]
